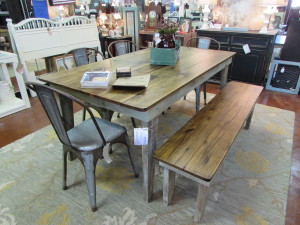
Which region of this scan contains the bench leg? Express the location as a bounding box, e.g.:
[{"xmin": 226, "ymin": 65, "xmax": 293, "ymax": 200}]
[
  {"xmin": 194, "ymin": 86, "xmax": 201, "ymax": 112},
  {"xmin": 194, "ymin": 183, "xmax": 209, "ymax": 223},
  {"xmin": 163, "ymin": 168, "xmax": 176, "ymax": 206},
  {"xmin": 245, "ymin": 108, "xmax": 254, "ymax": 130}
]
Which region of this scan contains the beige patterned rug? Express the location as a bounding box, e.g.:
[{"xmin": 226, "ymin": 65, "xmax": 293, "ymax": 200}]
[{"xmin": 0, "ymin": 93, "xmax": 294, "ymax": 225}]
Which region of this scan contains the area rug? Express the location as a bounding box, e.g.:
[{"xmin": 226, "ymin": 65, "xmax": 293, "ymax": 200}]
[{"xmin": 0, "ymin": 93, "xmax": 294, "ymax": 225}]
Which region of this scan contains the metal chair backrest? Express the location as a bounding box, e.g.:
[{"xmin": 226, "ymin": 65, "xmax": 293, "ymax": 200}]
[
  {"xmin": 26, "ymin": 82, "xmax": 106, "ymax": 148},
  {"xmin": 185, "ymin": 36, "xmax": 221, "ymax": 50},
  {"xmin": 63, "ymin": 47, "xmax": 104, "ymax": 70},
  {"xmin": 108, "ymin": 40, "xmax": 137, "ymax": 58}
]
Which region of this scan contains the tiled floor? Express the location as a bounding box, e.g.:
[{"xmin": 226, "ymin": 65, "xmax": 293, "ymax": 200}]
[{"xmin": 0, "ymin": 84, "xmax": 299, "ymax": 225}]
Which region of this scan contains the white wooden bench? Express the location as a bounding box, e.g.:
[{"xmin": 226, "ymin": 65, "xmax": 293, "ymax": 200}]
[{"xmin": 153, "ymin": 81, "xmax": 263, "ymax": 222}]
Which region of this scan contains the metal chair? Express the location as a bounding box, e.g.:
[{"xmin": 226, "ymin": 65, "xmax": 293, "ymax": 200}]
[
  {"xmin": 63, "ymin": 47, "xmax": 104, "ymax": 120},
  {"xmin": 108, "ymin": 40, "xmax": 138, "ymax": 126},
  {"xmin": 63, "ymin": 47, "xmax": 104, "ymax": 70},
  {"xmin": 107, "ymin": 40, "xmax": 137, "ymax": 58},
  {"xmin": 27, "ymin": 82, "xmax": 139, "ymax": 212},
  {"xmin": 185, "ymin": 37, "xmax": 221, "ymax": 107}
]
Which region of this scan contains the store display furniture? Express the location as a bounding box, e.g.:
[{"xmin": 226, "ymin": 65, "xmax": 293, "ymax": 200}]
[
  {"xmin": 266, "ymin": 19, "xmax": 300, "ymax": 94},
  {"xmin": 6, "ymin": 16, "xmax": 101, "ymax": 96},
  {"xmin": 196, "ymin": 29, "xmax": 278, "ymax": 84},
  {"xmin": 0, "ymin": 50, "xmax": 30, "ymax": 118},
  {"xmin": 39, "ymin": 47, "xmax": 235, "ymax": 202},
  {"xmin": 27, "ymin": 82, "xmax": 138, "ymax": 212}
]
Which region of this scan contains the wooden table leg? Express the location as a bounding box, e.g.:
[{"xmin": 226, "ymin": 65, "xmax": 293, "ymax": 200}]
[
  {"xmin": 220, "ymin": 66, "xmax": 229, "ymax": 89},
  {"xmin": 59, "ymin": 95, "xmax": 76, "ymax": 161},
  {"xmin": 142, "ymin": 116, "xmax": 158, "ymax": 202}
]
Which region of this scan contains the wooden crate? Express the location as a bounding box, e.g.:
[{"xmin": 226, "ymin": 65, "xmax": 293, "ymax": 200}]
[{"xmin": 150, "ymin": 44, "xmax": 180, "ymax": 66}]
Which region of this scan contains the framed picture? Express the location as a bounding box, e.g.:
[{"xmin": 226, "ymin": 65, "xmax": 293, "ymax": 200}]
[
  {"xmin": 52, "ymin": 54, "xmax": 75, "ymax": 72},
  {"xmin": 122, "ymin": 7, "xmax": 140, "ymax": 48},
  {"xmin": 180, "ymin": 18, "xmax": 192, "ymax": 33},
  {"xmin": 272, "ymin": 12, "xmax": 285, "ymax": 29},
  {"xmin": 168, "ymin": 17, "xmax": 179, "ymax": 24}
]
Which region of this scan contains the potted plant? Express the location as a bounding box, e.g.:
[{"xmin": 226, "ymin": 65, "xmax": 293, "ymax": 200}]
[
  {"xmin": 150, "ymin": 20, "xmax": 181, "ymax": 66},
  {"xmin": 156, "ymin": 20, "xmax": 179, "ymax": 48}
]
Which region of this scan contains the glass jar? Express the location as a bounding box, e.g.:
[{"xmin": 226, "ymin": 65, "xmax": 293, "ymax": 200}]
[{"xmin": 157, "ymin": 34, "xmax": 176, "ymax": 48}]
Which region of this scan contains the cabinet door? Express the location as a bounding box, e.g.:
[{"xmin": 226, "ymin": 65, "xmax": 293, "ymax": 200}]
[{"xmin": 230, "ymin": 47, "xmax": 266, "ymax": 84}]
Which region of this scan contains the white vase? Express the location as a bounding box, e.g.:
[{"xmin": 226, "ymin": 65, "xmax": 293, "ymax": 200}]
[{"xmin": 0, "ymin": 81, "xmax": 15, "ymax": 104}]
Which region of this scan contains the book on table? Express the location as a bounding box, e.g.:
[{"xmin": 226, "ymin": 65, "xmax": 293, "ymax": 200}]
[{"xmin": 112, "ymin": 74, "xmax": 151, "ymax": 88}]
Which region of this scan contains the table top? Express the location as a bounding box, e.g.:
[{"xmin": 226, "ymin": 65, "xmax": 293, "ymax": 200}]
[{"xmin": 39, "ymin": 47, "xmax": 235, "ymax": 113}]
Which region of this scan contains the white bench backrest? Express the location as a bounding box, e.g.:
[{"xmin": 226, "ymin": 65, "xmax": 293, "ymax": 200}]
[{"xmin": 7, "ymin": 16, "xmax": 101, "ymax": 62}]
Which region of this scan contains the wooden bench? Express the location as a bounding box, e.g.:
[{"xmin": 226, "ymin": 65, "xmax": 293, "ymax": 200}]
[{"xmin": 153, "ymin": 81, "xmax": 263, "ymax": 222}]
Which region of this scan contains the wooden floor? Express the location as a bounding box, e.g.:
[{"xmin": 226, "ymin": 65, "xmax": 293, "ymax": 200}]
[{"xmin": 0, "ymin": 83, "xmax": 299, "ymax": 225}]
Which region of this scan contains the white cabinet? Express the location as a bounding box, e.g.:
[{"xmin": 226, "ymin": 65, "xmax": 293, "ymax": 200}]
[{"xmin": 0, "ymin": 51, "xmax": 30, "ymax": 118}]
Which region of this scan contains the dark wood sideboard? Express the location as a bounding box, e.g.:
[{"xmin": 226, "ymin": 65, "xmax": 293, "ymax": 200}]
[{"xmin": 196, "ymin": 29, "xmax": 278, "ymax": 85}]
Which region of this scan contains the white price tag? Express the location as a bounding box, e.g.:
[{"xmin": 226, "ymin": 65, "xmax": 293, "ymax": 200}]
[
  {"xmin": 243, "ymin": 44, "xmax": 251, "ymax": 54},
  {"xmin": 16, "ymin": 63, "xmax": 24, "ymax": 73},
  {"xmin": 134, "ymin": 128, "xmax": 149, "ymax": 146},
  {"xmin": 103, "ymin": 143, "xmax": 112, "ymax": 164}
]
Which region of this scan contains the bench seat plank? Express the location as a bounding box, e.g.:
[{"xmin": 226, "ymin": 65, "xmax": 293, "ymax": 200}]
[{"xmin": 153, "ymin": 81, "xmax": 263, "ymax": 181}]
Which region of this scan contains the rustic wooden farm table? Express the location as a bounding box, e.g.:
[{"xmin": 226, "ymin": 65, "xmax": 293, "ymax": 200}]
[{"xmin": 39, "ymin": 47, "xmax": 235, "ymax": 202}]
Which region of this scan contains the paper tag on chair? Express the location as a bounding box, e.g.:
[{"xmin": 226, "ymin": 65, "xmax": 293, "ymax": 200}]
[
  {"xmin": 103, "ymin": 143, "xmax": 112, "ymax": 164},
  {"xmin": 134, "ymin": 128, "xmax": 148, "ymax": 145},
  {"xmin": 16, "ymin": 63, "xmax": 24, "ymax": 73}
]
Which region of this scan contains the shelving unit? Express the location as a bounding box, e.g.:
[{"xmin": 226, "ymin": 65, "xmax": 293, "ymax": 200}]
[
  {"xmin": 0, "ymin": 51, "xmax": 30, "ymax": 118},
  {"xmin": 139, "ymin": 30, "xmax": 155, "ymax": 49},
  {"xmin": 196, "ymin": 29, "xmax": 278, "ymax": 84}
]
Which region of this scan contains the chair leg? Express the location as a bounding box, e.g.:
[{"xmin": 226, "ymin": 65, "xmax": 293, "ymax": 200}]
[
  {"xmin": 82, "ymin": 153, "xmax": 97, "ymax": 212},
  {"xmin": 183, "ymin": 95, "xmax": 187, "ymax": 100},
  {"xmin": 131, "ymin": 117, "xmax": 137, "ymax": 128},
  {"xmin": 194, "ymin": 86, "xmax": 201, "ymax": 112},
  {"xmin": 117, "ymin": 113, "xmax": 121, "ymax": 118},
  {"xmin": 245, "ymin": 108, "xmax": 254, "ymax": 130},
  {"xmin": 203, "ymin": 82, "xmax": 207, "ymax": 105},
  {"xmin": 82, "ymin": 109, "xmax": 86, "ymax": 121},
  {"xmin": 125, "ymin": 134, "xmax": 139, "ymax": 178},
  {"xmin": 63, "ymin": 149, "xmax": 68, "ymax": 190}
]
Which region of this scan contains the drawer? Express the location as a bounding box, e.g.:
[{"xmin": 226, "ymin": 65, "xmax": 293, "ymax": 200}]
[
  {"xmin": 231, "ymin": 36, "xmax": 270, "ymax": 49},
  {"xmin": 230, "ymin": 47, "xmax": 267, "ymax": 55}
]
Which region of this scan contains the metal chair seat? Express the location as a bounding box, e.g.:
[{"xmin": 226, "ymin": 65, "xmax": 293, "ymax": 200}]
[{"xmin": 68, "ymin": 118, "xmax": 126, "ymax": 151}]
